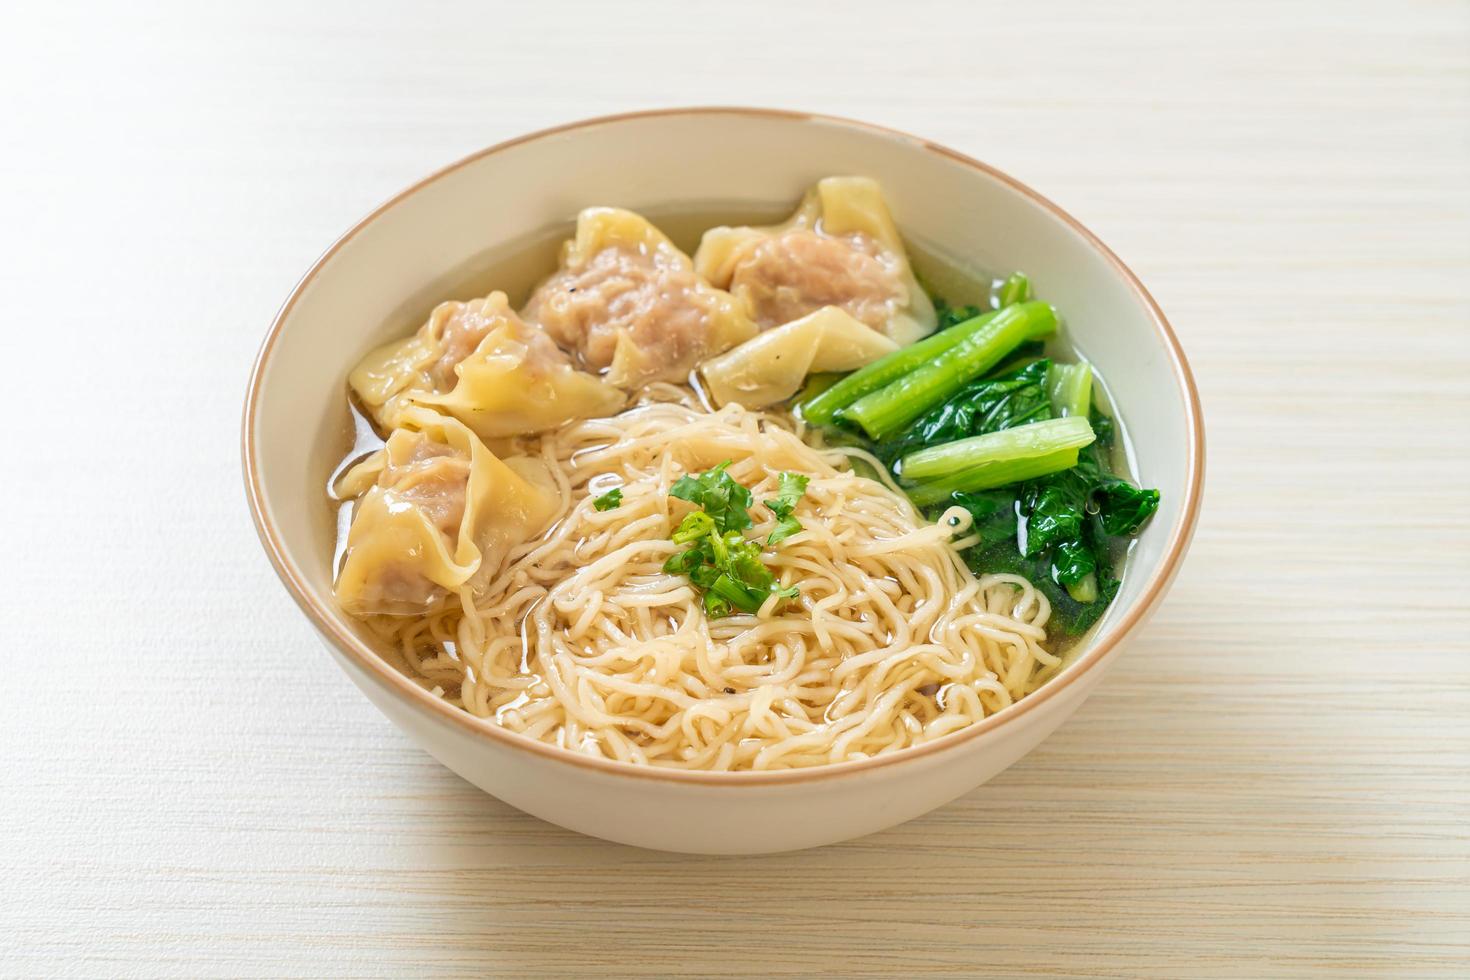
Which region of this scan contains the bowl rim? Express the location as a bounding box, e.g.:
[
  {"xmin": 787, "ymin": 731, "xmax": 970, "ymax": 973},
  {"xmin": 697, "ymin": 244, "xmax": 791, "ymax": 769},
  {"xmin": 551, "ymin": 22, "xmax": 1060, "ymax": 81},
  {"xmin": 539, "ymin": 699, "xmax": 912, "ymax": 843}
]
[{"xmin": 242, "ymin": 106, "xmax": 1205, "ymax": 786}]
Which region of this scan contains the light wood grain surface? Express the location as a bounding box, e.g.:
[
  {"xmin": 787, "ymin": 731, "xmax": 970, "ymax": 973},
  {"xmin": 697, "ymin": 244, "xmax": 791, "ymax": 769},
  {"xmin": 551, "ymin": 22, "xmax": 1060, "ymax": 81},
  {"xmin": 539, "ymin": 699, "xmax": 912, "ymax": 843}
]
[{"xmin": 2, "ymin": 0, "xmax": 1467, "ymax": 976}]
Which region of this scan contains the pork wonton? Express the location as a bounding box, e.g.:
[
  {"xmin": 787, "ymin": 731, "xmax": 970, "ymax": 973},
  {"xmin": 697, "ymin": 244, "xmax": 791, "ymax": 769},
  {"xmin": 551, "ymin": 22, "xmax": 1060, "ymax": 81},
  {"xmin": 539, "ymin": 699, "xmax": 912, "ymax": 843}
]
[
  {"xmin": 349, "ymin": 291, "xmax": 623, "ymax": 440},
  {"xmin": 522, "ymin": 207, "xmax": 757, "ymax": 388},
  {"xmin": 694, "ymin": 177, "xmax": 937, "ymax": 345},
  {"xmin": 334, "ymin": 409, "xmax": 557, "ymax": 617}
]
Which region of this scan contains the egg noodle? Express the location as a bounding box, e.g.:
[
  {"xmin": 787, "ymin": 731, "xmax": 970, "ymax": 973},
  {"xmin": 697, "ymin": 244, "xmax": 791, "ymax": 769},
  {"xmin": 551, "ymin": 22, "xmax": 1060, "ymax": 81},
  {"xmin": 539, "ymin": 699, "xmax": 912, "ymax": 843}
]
[{"xmin": 360, "ymin": 385, "xmax": 1061, "ymax": 771}]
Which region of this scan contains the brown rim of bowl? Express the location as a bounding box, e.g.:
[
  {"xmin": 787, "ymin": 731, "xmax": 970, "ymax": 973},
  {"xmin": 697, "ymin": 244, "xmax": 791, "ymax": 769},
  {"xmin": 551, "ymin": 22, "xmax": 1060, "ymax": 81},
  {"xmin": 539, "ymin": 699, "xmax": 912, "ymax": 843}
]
[{"xmin": 242, "ymin": 106, "xmax": 1205, "ymax": 786}]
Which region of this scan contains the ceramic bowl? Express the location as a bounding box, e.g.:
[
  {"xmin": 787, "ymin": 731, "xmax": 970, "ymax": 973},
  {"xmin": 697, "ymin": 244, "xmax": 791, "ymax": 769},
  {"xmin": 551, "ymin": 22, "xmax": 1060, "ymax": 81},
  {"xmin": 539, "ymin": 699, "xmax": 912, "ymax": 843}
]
[{"xmin": 243, "ymin": 108, "xmax": 1204, "ymax": 854}]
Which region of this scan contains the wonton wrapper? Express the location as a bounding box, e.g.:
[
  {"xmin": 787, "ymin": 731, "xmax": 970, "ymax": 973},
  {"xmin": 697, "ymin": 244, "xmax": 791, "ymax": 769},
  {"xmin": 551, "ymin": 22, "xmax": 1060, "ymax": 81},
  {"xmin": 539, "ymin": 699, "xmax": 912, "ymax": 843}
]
[
  {"xmin": 521, "ymin": 207, "xmax": 757, "ymax": 389},
  {"xmin": 349, "ymin": 291, "xmax": 623, "ymax": 440},
  {"xmin": 334, "ymin": 408, "xmax": 557, "ymax": 617},
  {"xmin": 699, "ymin": 306, "xmax": 898, "ymax": 408},
  {"xmin": 694, "ymin": 177, "xmax": 937, "ymax": 346}
]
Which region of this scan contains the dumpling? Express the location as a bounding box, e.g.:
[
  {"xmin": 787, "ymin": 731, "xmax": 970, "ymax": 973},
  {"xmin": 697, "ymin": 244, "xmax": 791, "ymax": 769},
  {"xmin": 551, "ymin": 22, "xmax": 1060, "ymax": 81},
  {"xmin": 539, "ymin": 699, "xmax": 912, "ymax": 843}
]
[
  {"xmin": 349, "ymin": 291, "xmax": 623, "ymax": 440},
  {"xmin": 521, "ymin": 207, "xmax": 757, "ymax": 389},
  {"xmin": 699, "ymin": 306, "xmax": 898, "ymax": 409},
  {"xmin": 409, "ymin": 295, "xmax": 626, "ymax": 438},
  {"xmin": 694, "ymin": 177, "xmax": 937, "ymax": 345},
  {"xmin": 333, "ymin": 408, "xmax": 557, "ymax": 617}
]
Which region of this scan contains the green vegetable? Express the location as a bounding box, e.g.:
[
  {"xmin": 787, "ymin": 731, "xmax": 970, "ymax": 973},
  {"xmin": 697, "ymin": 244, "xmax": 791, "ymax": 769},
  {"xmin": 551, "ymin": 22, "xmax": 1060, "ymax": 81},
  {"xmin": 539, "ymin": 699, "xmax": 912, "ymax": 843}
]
[
  {"xmin": 879, "ymin": 359, "xmax": 1054, "ymax": 466},
  {"xmin": 798, "ymin": 309, "xmax": 1003, "ymax": 425},
  {"xmin": 995, "ymin": 272, "xmax": 1031, "ymax": 307},
  {"xmin": 1090, "ymin": 405, "xmax": 1116, "ymax": 447},
  {"xmin": 1022, "ymin": 482, "xmax": 1089, "ymax": 558},
  {"xmin": 813, "ymin": 278, "xmax": 1156, "ymax": 639},
  {"xmin": 663, "ymin": 462, "xmax": 808, "ymax": 616},
  {"xmin": 1065, "ymin": 572, "xmax": 1099, "ymax": 604},
  {"xmin": 592, "ymin": 487, "xmax": 623, "ymax": 511},
  {"xmin": 1046, "ymin": 361, "xmax": 1093, "ymax": 418},
  {"xmin": 1096, "ymin": 480, "xmax": 1161, "ymax": 535},
  {"xmin": 793, "ymin": 372, "xmax": 844, "ymax": 406},
  {"xmin": 985, "ymin": 340, "xmax": 1048, "ymax": 379},
  {"xmin": 905, "ymin": 447, "xmax": 1081, "ymax": 506},
  {"xmin": 936, "ymin": 302, "xmax": 984, "ymax": 329},
  {"xmin": 943, "ymin": 432, "xmax": 1160, "ymax": 636},
  {"xmin": 948, "ymin": 486, "xmax": 1111, "ymax": 636},
  {"xmin": 837, "ymin": 301, "xmax": 1058, "ymax": 439},
  {"xmin": 763, "ymin": 472, "xmax": 809, "ymax": 545},
  {"xmin": 900, "ymin": 416, "xmax": 1096, "ymax": 483}
]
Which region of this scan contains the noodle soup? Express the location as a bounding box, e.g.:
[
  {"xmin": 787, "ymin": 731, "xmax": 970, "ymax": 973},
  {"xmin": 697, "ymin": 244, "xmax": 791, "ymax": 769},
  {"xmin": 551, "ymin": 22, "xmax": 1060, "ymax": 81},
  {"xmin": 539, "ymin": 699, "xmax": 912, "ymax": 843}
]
[{"xmin": 326, "ymin": 178, "xmax": 1159, "ymax": 772}]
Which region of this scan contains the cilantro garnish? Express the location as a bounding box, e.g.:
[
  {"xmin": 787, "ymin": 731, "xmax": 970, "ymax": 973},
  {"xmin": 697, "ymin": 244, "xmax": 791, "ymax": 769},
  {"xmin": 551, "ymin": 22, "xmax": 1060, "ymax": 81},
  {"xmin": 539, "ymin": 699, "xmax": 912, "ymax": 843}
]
[
  {"xmin": 669, "ymin": 462, "xmax": 752, "ymax": 534},
  {"xmin": 662, "ymin": 462, "xmax": 808, "ymax": 617},
  {"xmin": 592, "ymin": 487, "xmax": 623, "ymax": 511},
  {"xmin": 763, "ymin": 472, "xmax": 809, "ymax": 545}
]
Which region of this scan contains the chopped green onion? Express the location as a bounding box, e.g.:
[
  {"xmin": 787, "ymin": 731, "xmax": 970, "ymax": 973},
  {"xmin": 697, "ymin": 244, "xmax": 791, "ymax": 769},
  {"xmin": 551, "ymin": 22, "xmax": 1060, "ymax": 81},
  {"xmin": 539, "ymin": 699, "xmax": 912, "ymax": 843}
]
[{"xmin": 671, "ymin": 510, "xmax": 714, "ymax": 543}]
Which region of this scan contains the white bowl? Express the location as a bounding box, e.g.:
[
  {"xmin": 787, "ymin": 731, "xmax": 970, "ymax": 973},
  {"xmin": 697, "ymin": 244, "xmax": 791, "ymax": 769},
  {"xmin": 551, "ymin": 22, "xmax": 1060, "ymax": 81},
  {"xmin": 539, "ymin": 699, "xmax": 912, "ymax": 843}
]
[{"xmin": 243, "ymin": 108, "xmax": 1204, "ymax": 854}]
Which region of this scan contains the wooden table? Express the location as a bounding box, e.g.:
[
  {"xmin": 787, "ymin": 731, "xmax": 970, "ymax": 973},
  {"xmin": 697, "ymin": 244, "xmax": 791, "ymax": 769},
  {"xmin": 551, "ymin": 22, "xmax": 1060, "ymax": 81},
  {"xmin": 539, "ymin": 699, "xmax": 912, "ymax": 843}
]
[{"xmin": 3, "ymin": 1, "xmax": 1466, "ymax": 975}]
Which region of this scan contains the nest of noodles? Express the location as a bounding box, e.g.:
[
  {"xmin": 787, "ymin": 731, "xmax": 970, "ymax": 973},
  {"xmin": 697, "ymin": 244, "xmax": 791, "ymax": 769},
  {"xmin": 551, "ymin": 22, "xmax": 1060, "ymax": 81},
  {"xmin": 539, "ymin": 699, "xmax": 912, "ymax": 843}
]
[{"xmin": 360, "ymin": 387, "xmax": 1058, "ymax": 772}]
